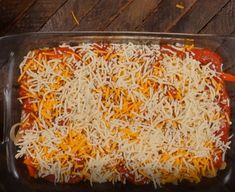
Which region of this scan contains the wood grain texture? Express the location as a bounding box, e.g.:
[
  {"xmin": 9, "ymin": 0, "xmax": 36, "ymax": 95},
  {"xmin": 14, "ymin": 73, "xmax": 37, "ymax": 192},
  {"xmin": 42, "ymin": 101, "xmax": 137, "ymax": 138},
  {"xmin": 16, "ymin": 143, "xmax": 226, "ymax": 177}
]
[
  {"xmin": 41, "ymin": 0, "xmax": 99, "ymax": 31},
  {"xmin": 5, "ymin": 0, "xmax": 68, "ymax": 34},
  {"xmin": 170, "ymin": 0, "xmax": 230, "ymax": 33},
  {"xmin": 0, "ymin": 0, "xmax": 36, "ymax": 34},
  {"xmin": 72, "ymin": 0, "xmax": 134, "ymax": 31},
  {"xmin": 200, "ymin": 0, "xmax": 235, "ymax": 34},
  {"xmin": 106, "ymin": 0, "xmax": 162, "ymax": 30},
  {"xmin": 136, "ymin": 0, "xmax": 197, "ymax": 31},
  {"xmin": 0, "ymin": 0, "xmax": 235, "ymax": 35}
]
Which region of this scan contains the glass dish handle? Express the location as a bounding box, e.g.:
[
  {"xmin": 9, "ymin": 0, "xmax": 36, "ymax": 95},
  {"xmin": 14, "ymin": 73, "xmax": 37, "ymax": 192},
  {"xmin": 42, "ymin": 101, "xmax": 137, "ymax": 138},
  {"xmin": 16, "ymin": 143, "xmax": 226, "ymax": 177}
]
[{"xmin": 1, "ymin": 52, "xmax": 14, "ymax": 145}]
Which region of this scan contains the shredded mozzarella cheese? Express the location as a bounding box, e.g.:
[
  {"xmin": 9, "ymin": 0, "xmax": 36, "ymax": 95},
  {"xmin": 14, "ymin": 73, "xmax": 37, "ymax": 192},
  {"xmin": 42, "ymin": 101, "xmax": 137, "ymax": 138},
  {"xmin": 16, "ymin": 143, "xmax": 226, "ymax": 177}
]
[{"xmin": 15, "ymin": 42, "xmax": 231, "ymax": 187}]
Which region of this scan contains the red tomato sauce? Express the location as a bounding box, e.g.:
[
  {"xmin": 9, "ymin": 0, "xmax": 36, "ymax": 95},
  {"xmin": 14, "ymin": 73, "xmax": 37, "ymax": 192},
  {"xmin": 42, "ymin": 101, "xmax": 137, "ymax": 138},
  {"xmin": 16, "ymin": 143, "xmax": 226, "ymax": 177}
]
[
  {"xmin": 160, "ymin": 45, "xmax": 230, "ymax": 169},
  {"xmin": 117, "ymin": 165, "xmax": 149, "ymax": 185},
  {"xmin": 190, "ymin": 48, "xmax": 230, "ymax": 168},
  {"xmin": 19, "ymin": 44, "xmax": 231, "ymax": 183}
]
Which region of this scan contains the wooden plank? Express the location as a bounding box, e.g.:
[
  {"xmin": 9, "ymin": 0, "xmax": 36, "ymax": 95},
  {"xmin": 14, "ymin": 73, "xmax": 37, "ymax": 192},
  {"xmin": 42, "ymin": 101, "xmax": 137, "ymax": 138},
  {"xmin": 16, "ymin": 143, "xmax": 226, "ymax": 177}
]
[
  {"xmin": 211, "ymin": 1, "xmax": 235, "ymax": 72},
  {"xmin": 5, "ymin": 0, "xmax": 68, "ymax": 34},
  {"xmin": 200, "ymin": 0, "xmax": 235, "ymax": 34},
  {"xmin": 0, "ymin": 0, "xmax": 36, "ymax": 35},
  {"xmin": 40, "ymin": 0, "xmax": 99, "ymax": 31},
  {"xmin": 72, "ymin": 0, "xmax": 134, "ymax": 31},
  {"xmin": 170, "ymin": 0, "xmax": 230, "ymax": 33},
  {"xmin": 105, "ymin": 0, "xmax": 162, "ymax": 31},
  {"xmin": 136, "ymin": 0, "xmax": 196, "ymax": 31}
]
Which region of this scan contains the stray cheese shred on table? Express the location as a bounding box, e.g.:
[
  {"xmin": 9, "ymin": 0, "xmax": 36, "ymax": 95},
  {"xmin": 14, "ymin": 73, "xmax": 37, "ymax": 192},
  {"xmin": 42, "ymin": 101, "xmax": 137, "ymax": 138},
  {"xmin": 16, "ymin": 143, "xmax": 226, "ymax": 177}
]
[{"xmin": 13, "ymin": 42, "xmax": 231, "ymax": 187}]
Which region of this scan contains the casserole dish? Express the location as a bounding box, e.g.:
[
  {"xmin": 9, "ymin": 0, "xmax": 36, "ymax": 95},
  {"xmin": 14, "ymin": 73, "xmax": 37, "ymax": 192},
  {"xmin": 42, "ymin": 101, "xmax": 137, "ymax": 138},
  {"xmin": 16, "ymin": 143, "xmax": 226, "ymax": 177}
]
[{"xmin": 0, "ymin": 32, "xmax": 235, "ymax": 192}]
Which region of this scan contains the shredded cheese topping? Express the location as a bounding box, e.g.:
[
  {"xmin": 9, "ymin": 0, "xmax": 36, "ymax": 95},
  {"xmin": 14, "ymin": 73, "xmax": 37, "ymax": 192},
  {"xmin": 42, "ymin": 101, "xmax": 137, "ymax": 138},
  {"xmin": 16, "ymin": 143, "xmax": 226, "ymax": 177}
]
[{"xmin": 15, "ymin": 42, "xmax": 231, "ymax": 187}]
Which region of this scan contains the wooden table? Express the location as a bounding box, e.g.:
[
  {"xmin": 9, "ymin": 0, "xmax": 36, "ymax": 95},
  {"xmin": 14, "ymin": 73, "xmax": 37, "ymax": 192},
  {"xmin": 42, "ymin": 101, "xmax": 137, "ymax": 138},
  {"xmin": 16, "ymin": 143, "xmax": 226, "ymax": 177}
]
[{"xmin": 0, "ymin": 0, "xmax": 234, "ymax": 35}]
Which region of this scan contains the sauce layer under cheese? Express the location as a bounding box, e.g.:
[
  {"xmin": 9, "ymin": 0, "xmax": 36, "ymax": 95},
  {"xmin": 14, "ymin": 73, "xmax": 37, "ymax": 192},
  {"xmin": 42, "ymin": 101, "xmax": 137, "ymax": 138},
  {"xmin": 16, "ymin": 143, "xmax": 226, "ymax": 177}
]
[{"xmin": 14, "ymin": 42, "xmax": 231, "ymax": 187}]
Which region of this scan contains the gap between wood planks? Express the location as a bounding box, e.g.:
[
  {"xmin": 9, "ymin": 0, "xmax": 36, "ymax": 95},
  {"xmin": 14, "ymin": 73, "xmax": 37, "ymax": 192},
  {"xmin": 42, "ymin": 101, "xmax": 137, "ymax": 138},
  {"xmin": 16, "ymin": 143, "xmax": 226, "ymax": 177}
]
[
  {"xmin": 169, "ymin": 0, "xmax": 230, "ymax": 33},
  {"xmin": 2, "ymin": 0, "xmax": 69, "ymax": 34},
  {"xmin": 39, "ymin": 0, "xmax": 69, "ymax": 30},
  {"xmin": 70, "ymin": 0, "xmax": 101, "ymax": 29},
  {"xmin": 40, "ymin": 0, "xmax": 101, "ymax": 31},
  {"xmin": 70, "ymin": 0, "xmax": 135, "ymax": 31},
  {"xmin": 102, "ymin": 0, "xmax": 135, "ymax": 30},
  {"xmin": 105, "ymin": 0, "xmax": 163, "ymax": 30},
  {"xmin": 165, "ymin": 0, "xmax": 196, "ymax": 32},
  {"xmin": 0, "ymin": 0, "xmax": 37, "ymax": 35},
  {"xmin": 134, "ymin": 0, "xmax": 197, "ymax": 32},
  {"xmin": 199, "ymin": 0, "xmax": 233, "ymax": 34},
  {"xmin": 103, "ymin": 0, "xmax": 162, "ymax": 30}
]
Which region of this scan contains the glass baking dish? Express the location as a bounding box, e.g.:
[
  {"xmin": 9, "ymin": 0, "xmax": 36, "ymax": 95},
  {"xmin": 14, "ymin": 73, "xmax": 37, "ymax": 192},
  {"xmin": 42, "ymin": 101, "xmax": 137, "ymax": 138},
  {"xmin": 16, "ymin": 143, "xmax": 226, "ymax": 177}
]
[{"xmin": 0, "ymin": 32, "xmax": 235, "ymax": 192}]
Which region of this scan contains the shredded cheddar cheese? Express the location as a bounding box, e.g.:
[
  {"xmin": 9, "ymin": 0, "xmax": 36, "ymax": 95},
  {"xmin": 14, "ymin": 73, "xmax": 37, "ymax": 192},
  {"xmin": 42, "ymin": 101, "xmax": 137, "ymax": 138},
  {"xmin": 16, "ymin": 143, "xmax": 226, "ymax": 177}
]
[
  {"xmin": 14, "ymin": 42, "xmax": 231, "ymax": 187},
  {"xmin": 176, "ymin": 3, "xmax": 185, "ymax": 9}
]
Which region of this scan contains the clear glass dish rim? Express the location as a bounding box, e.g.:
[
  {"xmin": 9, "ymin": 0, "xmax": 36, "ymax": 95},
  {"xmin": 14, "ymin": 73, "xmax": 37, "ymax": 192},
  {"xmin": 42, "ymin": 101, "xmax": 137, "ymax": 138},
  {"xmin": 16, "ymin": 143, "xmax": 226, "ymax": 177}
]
[{"xmin": 0, "ymin": 31, "xmax": 235, "ymax": 41}]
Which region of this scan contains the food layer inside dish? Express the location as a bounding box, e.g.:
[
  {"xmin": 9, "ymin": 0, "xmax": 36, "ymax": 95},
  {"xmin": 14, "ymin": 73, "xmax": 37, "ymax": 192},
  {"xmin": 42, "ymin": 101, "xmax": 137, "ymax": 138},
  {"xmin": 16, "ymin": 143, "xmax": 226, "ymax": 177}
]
[{"xmin": 13, "ymin": 42, "xmax": 231, "ymax": 187}]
